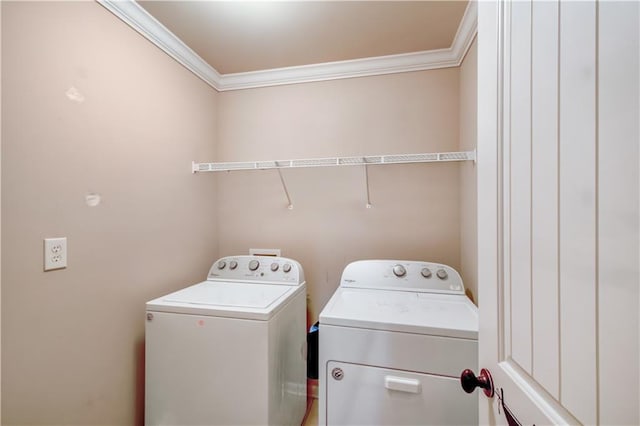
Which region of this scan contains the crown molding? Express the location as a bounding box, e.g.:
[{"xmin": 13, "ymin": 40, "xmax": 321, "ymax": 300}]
[
  {"xmin": 98, "ymin": 0, "xmax": 477, "ymax": 92},
  {"xmin": 450, "ymin": 0, "xmax": 478, "ymax": 65},
  {"xmin": 218, "ymin": 48, "xmax": 458, "ymax": 91},
  {"xmin": 97, "ymin": 0, "xmax": 222, "ymax": 90}
]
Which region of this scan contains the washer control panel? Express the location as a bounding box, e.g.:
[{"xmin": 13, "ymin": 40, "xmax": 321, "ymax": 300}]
[
  {"xmin": 340, "ymin": 259, "xmax": 464, "ymax": 294},
  {"xmin": 207, "ymin": 255, "xmax": 304, "ymax": 285}
]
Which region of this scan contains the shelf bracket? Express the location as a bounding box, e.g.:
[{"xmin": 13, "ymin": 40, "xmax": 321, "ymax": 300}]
[
  {"xmin": 364, "ymin": 163, "xmax": 373, "ymax": 209},
  {"xmin": 277, "ymin": 169, "xmax": 294, "ymax": 210}
]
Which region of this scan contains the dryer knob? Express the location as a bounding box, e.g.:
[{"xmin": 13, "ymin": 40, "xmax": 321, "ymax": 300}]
[
  {"xmin": 393, "ymin": 264, "xmax": 406, "ymax": 277},
  {"xmin": 437, "ymin": 269, "xmax": 448, "ymax": 280},
  {"xmin": 229, "ymin": 260, "xmax": 238, "ymax": 270},
  {"xmin": 282, "ymin": 263, "xmax": 292, "ymax": 273},
  {"xmin": 217, "ymin": 261, "xmax": 226, "ymax": 270},
  {"xmin": 421, "ymin": 268, "xmax": 432, "ymax": 278},
  {"xmin": 271, "ymin": 262, "xmax": 279, "ymax": 272},
  {"xmin": 249, "ymin": 260, "xmax": 260, "ymax": 271}
]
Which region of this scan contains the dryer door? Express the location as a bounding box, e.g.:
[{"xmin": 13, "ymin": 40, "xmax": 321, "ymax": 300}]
[{"xmin": 326, "ymin": 361, "xmax": 477, "ymax": 425}]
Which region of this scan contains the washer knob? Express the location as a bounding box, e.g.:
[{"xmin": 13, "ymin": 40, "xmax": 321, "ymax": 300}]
[
  {"xmin": 437, "ymin": 269, "xmax": 448, "ymax": 280},
  {"xmin": 282, "ymin": 263, "xmax": 292, "ymax": 273},
  {"xmin": 393, "ymin": 264, "xmax": 406, "ymax": 277},
  {"xmin": 271, "ymin": 262, "xmax": 279, "ymax": 272},
  {"xmin": 217, "ymin": 261, "xmax": 226, "ymax": 270},
  {"xmin": 421, "ymin": 268, "xmax": 432, "ymax": 278},
  {"xmin": 249, "ymin": 260, "xmax": 260, "ymax": 271},
  {"xmin": 229, "ymin": 260, "xmax": 238, "ymax": 270}
]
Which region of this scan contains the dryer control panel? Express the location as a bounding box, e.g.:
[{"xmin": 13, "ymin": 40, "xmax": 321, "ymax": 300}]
[
  {"xmin": 340, "ymin": 260, "xmax": 464, "ymax": 294},
  {"xmin": 207, "ymin": 255, "xmax": 305, "ymax": 286}
]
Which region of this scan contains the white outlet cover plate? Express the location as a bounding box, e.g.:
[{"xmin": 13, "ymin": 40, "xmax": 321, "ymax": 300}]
[{"xmin": 44, "ymin": 237, "xmax": 67, "ymax": 271}]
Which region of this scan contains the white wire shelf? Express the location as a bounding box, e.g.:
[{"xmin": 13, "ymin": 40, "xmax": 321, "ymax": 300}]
[{"xmin": 192, "ymin": 151, "xmax": 476, "ymax": 173}]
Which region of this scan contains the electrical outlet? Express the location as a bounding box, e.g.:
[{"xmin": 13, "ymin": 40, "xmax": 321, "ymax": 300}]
[{"xmin": 44, "ymin": 237, "xmax": 67, "ymax": 271}]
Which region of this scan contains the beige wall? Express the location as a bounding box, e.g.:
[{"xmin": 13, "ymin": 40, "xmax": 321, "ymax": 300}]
[
  {"xmin": 217, "ymin": 69, "xmax": 461, "ymax": 320},
  {"xmin": 1, "ymin": 2, "xmax": 218, "ymax": 425},
  {"xmin": 459, "ymin": 38, "xmax": 478, "ymax": 304},
  {"xmin": 0, "ymin": 2, "xmax": 3, "ymax": 423}
]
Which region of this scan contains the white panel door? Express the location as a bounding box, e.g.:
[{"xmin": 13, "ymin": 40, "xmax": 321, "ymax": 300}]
[{"xmin": 477, "ymin": 1, "xmax": 639, "ymax": 424}]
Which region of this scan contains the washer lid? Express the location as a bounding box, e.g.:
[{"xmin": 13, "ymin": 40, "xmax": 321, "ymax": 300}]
[
  {"xmin": 146, "ymin": 281, "xmax": 300, "ymax": 320},
  {"xmin": 319, "ymin": 288, "xmax": 478, "ymax": 340}
]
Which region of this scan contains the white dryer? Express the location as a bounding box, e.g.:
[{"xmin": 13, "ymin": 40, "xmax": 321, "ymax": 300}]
[
  {"xmin": 319, "ymin": 260, "xmax": 478, "ymax": 425},
  {"xmin": 145, "ymin": 255, "xmax": 307, "ymax": 426}
]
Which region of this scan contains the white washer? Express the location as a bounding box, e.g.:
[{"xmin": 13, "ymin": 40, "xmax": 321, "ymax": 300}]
[
  {"xmin": 319, "ymin": 260, "xmax": 478, "ymax": 425},
  {"xmin": 145, "ymin": 255, "xmax": 307, "ymax": 426}
]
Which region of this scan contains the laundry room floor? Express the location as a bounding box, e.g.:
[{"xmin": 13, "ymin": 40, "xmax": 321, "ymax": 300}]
[{"xmin": 303, "ymin": 399, "xmax": 318, "ymax": 426}]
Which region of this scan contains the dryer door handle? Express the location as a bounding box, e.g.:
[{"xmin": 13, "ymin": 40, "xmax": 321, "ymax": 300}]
[{"xmin": 384, "ymin": 376, "xmax": 422, "ymax": 394}]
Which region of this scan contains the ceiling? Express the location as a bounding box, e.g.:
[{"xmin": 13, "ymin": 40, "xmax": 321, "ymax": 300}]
[{"xmin": 137, "ymin": 1, "xmax": 469, "ymax": 75}]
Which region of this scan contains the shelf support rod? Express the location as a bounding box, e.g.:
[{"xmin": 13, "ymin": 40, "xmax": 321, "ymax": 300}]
[
  {"xmin": 364, "ymin": 164, "xmax": 372, "ymax": 209},
  {"xmin": 277, "ymin": 169, "xmax": 294, "ymax": 210}
]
